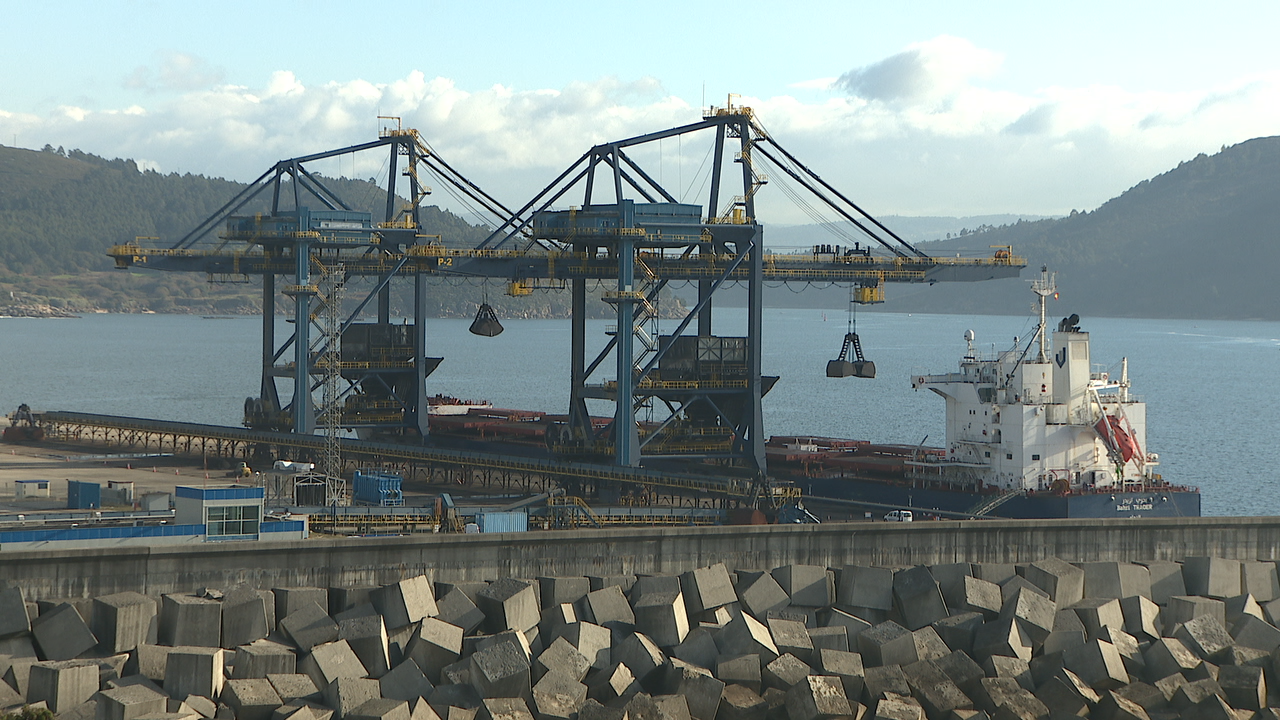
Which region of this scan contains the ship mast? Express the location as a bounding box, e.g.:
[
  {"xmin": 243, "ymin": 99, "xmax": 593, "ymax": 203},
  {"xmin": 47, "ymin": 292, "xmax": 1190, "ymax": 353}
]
[{"xmin": 1031, "ymin": 265, "xmax": 1056, "ymax": 363}]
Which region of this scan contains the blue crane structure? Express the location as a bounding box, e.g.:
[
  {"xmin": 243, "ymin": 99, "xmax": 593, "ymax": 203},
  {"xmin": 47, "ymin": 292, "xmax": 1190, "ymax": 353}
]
[{"xmin": 109, "ymin": 105, "xmax": 1025, "ymax": 481}]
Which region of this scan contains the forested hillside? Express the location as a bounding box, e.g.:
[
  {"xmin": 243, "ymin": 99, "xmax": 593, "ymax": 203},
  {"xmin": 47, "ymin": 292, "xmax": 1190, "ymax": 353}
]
[{"xmin": 875, "ymin": 137, "xmax": 1280, "ymax": 320}]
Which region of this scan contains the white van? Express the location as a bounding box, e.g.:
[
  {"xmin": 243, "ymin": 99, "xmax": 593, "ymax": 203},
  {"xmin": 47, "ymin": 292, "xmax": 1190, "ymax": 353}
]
[{"xmin": 884, "ymin": 509, "xmax": 914, "ymax": 522}]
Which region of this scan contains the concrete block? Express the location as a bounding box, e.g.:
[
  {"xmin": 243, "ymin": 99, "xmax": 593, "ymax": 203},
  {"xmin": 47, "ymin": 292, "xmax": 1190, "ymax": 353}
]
[
  {"xmin": 856, "ymin": 621, "xmax": 919, "ymax": 671},
  {"xmin": 1215, "ymin": 664, "xmax": 1265, "ymax": 711},
  {"xmin": 1061, "ymin": 639, "xmax": 1128, "ymax": 691},
  {"xmin": 222, "ymin": 586, "xmax": 272, "ymax": 649},
  {"xmin": 998, "ymin": 587, "xmax": 1054, "ymax": 647},
  {"xmin": 469, "ymin": 641, "xmax": 531, "ymax": 701},
  {"xmin": 737, "ymin": 574, "xmax": 790, "ymax": 621},
  {"xmin": 1080, "ymin": 562, "xmax": 1151, "ymax": 600},
  {"xmin": 268, "ymin": 674, "xmax": 321, "ymax": 703},
  {"xmin": 550, "ymin": 622, "xmax": 610, "ymax": 672},
  {"xmin": 970, "ymin": 618, "xmax": 1030, "ymax": 663},
  {"xmin": 233, "ymin": 640, "xmax": 298, "ymax": 678},
  {"xmin": 717, "ymin": 655, "xmax": 762, "ymax": 696},
  {"xmin": 834, "ymin": 567, "xmax": 893, "ymax": 613},
  {"xmin": 1092, "ymin": 691, "xmax": 1149, "ymax": 720},
  {"xmin": 981, "ymin": 655, "xmax": 1032, "ymax": 691},
  {"xmin": 804, "ymin": 628, "xmax": 846, "ymax": 654},
  {"xmin": 1167, "ymin": 678, "xmax": 1225, "ymax": 713},
  {"xmin": 1112, "ymin": 680, "xmax": 1164, "ymax": 713},
  {"xmin": 534, "ymin": 637, "xmax": 590, "ymax": 683},
  {"xmin": 661, "ymin": 659, "xmax": 724, "ymax": 720},
  {"xmin": 861, "ymin": 665, "xmax": 910, "ymax": 705},
  {"xmin": 379, "ymin": 659, "xmax": 433, "ymax": 703},
  {"xmin": 164, "ymin": 648, "xmax": 225, "ymax": 702},
  {"xmin": 1165, "ymin": 595, "xmax": 1225, "ymax": 629},
  {"xmin": 587, "ymin": 576, "xmax": 637, "ymax": 594},
  {"xmin": 1241, "ymin": 561, "xmax": 1280, "ymax": 602},
  {"xmin": 586, "ymin": 663, "xmax": 641, "ymax": 705},
  {"xmin": 891, "ymin": 567, "xmax": 947, "ymax": 632},
  {"xmin": 300, "ymin": 640, "xmax": 368, "ymax": 691},
  {"xmin": 223, "ymin": 678, "xmax": 283, "ymax": 720},
  {"xmin": 820, "ymin": 609, "xmax": 871, "ymax": 645},
  {"xmin": 0, "ymin": 634, "xmax": 37, "ymax": 676},
  {"xmin": 1041, "ymin": 609, "xmax": 1086, "ymax": 656},
  {"xmin": 951, "ymin": 577, "xmax": 1001, "ymax": 620},
  {"xmin": 341, "ymin": 615, "xmax": 391, "ymax": 679},
  {"xmin": 931, "ymin": 613, "xmax": 983, "ymax": 655},
  {"xmin": 405, "ymin": 619, "xmax": 463, "ymax": 685},
  {"xmin": 1182, "ymin": 557, "xmax": 1241, "ymax": 600},
  {"xmin": 530, "ymin": 670, "xmax": 586, "ymax": 720},
  {"xmin": 4, "ymin": 657, "xmax": 34, "ymax": 698},
  {"xmin": 770, "ymin": 567, "xmax": 830, "ymax": 610},
  {"xmin": 910, "ymin": 627, "xmax": 948, "ymax": 663},
  {"xmin": 99, "ymin": 683, "xmax": 169, "ymax": 720},
  {"xmin": 1137, "ymin": 561, "xmax": 1185, "ymax": 606},
  {"xmin": 970, "ymin": 564, "xmax": 1015, "ymax": 586},
  {"xmin": 0, "ymin": 676, "xmax": 21, "ymax": 710},
  {"xmin": 535, "ymin": 578, "xmax": 590, "ymax": 611},
  {"xmin": 930, "ymin": 651, "xmax": 982, "ymax": 696},
  {"xmin": 273, "ymin": 588, "xmax": 329, "ymax": 627},
  {"xmin": 407, "ymin": 698, "xmax": 440, "ymax": 720},
  {"xmin": 1097, "ymin": 626, "xmax": 1144, "ymax": 677},
  {"xmin": 445, "ymin": 707, "xmax": 477, "ymax": 720},
  {"xmin": 997, "ymin": 577, "xmax": 1047, "ymax": 605},
  {"xmin": 671, "ymin": 628, "xmax": 719, "ymax": 670},
  {"xmin": 373, "ymin": 577, "xmax": 438, "ymax": 630},
  {"xmin": 92, "ymin": 592, "xmax": 156, "ymax": 655},
  {"xmin": 1230, "ymin": 613, "xmax": 1280, "ymax": 652},
  {"xmin": 1023, "ymin": 558, "xmax": 1083, "ymax": 608},
  {"xmin": 348, "ymin": 699, "xmax": 411, "ymax": 720},
  {"xmin": 1173, "ymin": 615, "xmax": 1233, "ymax": 661},
  {"xmin": 336, "ymin": 605, "xmax": 379, "ymax": 624},
  {"xmin": 476, "ymin": 698, "xmax": 534, "ymax": 720},
  {"xmin": 324, "ymin": 677, "xmax": 382, "ymax": 720},
  {"xmin": 429, "ymin": 683, "xmax": 482, "ymax": 715},
  {"xmin": 435, "ymin": 590, "xmax": 484, "ymax": 637},
  {"xmin": 811, "ymin": 649, "xmax": 863, "ymax": 703},
  {"xmin": 31, "ymin": 602, "xmax": 98, "ymax": 661},
  {"xmin": 782, "ymin": 675, "xmax": 848, "ymax": 720},
  {"xmin": 716, "ymin": 614, "xmax": 779, "ymax": 664},
  {"xmin": 575, "ymin": 587, "xmax": 635, "ymax": 632},
  {"xmin": 330, "ymin": 588, "xmax": 377, "ymax": 618},
  {"xmin": 870, "ymin": 694, "xmax": 922, "ymax": 720},
  {"xmin": 633, "ymin": 576, "xmax": 683, "ymax": 600},
  {"xmin": 969, "ymin": 677, "xmax": 1025, "ymax": 716},
  {"xmin": 901, "ymin": 659, "xmax": 972, "ymax": 718},
  {"xmin": 766, "ymin": 619, "xmax": 813, "ymax": 665},
  {"xmin": 717, "ymin": 685, "xmax": 766, "ymax": 720},
  {"xmin": 1143, "ymin": 637, "xmax": 1203, "ymax": 683},
  {"xmin": 762, "ymin": 654, "xmax": 810, "ymax": 691},
  {"xmin": 282, "ymin": 603, "xmax": 340, "ymax": 652},
  {"xmin": 614, "ymin": 633, "xmax": 666, "ymax": 684},
  {"xmin": 27, "ymin": 660, "xmax": 97, "ymax": 713},
  {"xmin": 681, "ymin": 565, "xmax": 738, "ymax": 616},
  {"xmin": 475, "ymin": 631, "xmax": 532, "ymax": 668},
  {"xmin": 0, "ymin": 586, "xmax": 31, "ymax": 640},
  {"xmin": 538, "ymin": 603, "xmax": 578, "ymax": 642},
  {"xmin": 1070, "ymin": 598, "xmax": 1124, "ymax": 640},
  {"xmin": 634, "ymin": 591, "xmax": 690, "ymax": 648},
  {"xmin": 1030, "ymin": 666, "xmax": 1099, "ymax": 716},
  {"xmin": 128, "ymin": 644, "xmax": 171, "ymax": 683},
  {"xmin": 929, "ymin": 563, "xmax": 972, "ymax": 609},
  {"xmin": 1224, "ymin": 593, "xmax": 1264, "ymax": 627},
  {"xmin": 1119, "ymin": 595, "xmax": 1161, "ymax": 642},
  {"xmin": 1220, "ymin": 644, "xmax": 1268, "ymax": 667}
]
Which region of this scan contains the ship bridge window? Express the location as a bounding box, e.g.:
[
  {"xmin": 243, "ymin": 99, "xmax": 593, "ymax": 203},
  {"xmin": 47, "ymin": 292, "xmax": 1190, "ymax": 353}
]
[
  {"xmin": 1032, "ymin": 454, "xmax": 1041, "ymax": 461},
  {"xmin": 984, "ymin": 451, "xmax": 991, "ymax": 458},
  {"xmin": 1006, "ymin": 453, "xmax": 1013, "ymax": 460}
]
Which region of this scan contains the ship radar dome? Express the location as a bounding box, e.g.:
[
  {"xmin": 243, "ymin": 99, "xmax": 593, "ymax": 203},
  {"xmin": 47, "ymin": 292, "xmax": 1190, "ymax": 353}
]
[{"xmin": 964, "ymin": 329, "xmax": 975, "ymax": 342}]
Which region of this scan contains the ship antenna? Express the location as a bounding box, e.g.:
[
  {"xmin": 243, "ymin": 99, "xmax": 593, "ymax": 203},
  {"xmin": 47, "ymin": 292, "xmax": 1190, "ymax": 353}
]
[{"xmin": 1031, "ymin": 265, "xmax": 1056, "ymax": 363}]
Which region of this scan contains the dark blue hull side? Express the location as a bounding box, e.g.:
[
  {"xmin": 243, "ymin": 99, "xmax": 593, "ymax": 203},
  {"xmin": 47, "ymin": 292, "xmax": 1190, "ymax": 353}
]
[{"xmin": 801, "ymin": 476, "xmax": 1200, "ymax": 519}]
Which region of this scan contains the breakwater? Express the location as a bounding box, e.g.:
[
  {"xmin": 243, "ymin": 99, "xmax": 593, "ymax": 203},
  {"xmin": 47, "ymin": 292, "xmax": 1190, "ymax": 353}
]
[{"xmin": 7, "ymin": 516, "xmax": 1280, "ymax": 601}]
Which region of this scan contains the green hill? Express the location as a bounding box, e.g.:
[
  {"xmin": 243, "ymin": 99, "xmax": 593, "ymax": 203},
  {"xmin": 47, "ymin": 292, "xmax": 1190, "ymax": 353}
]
[{"xmin": 867, "ymin": 137, "xmax": 1280, "ymax": 320}]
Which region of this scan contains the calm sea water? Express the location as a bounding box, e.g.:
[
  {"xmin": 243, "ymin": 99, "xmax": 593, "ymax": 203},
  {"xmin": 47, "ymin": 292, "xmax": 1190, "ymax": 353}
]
[{"xmin": 2, "ymin": 310, "xmax": 1277, "ymax": 516}]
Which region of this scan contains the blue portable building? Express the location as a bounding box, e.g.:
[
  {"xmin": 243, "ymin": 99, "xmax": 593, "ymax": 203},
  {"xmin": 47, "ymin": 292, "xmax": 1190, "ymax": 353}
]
[{"xmin": 353, "ymin": 470, "xmax": 404, "ymax": 507}]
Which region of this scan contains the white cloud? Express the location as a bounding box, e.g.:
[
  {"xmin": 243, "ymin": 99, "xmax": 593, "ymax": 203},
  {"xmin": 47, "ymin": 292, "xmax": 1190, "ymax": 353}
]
[{"xmin": 2, "ymin": 38, "xmax": 1279, "ymax": 221}]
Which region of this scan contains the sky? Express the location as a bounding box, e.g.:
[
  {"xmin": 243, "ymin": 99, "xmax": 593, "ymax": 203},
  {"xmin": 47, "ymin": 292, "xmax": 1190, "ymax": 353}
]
[{"xmin": 4, "ymin": 0, "xmax": 1280, "ymax": 224}]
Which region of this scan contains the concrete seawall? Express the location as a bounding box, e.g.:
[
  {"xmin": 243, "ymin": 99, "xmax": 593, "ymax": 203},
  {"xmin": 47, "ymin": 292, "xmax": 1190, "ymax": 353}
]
[{"xmin": 7, "ymin": 515, "xmax": 1280, "ymax": 600}]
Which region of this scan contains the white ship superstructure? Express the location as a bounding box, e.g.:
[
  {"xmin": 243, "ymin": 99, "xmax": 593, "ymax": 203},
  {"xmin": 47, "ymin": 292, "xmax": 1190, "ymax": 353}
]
[{"xmin": 911, "ymin": 268, "xmax": 1158, "ymax": 493}]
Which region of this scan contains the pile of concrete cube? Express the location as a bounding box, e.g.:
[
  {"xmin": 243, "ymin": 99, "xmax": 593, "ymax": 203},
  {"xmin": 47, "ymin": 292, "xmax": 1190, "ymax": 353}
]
[{"xmin": 6, "ymin": 557, "xmax": 1280, "ymax": 720}]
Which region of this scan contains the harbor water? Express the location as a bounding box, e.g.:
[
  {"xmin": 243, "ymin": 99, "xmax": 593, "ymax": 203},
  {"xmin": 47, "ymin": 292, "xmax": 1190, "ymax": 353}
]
[{"xmin": 1, "ymin": 309, "xmax": 1276, "ymax": 516}]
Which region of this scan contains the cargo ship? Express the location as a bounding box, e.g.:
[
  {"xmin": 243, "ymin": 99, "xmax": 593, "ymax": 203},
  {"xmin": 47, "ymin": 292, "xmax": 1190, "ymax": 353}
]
[{"xmin": 774, "ymin": 267, "xmax": 1200, "ymax": 518}]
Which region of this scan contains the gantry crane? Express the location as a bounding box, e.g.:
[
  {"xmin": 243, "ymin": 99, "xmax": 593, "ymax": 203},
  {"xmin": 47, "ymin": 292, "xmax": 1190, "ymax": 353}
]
[{"xmin": 109, "ymin": 105, "xmax": 1025, "ymax": 478}]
